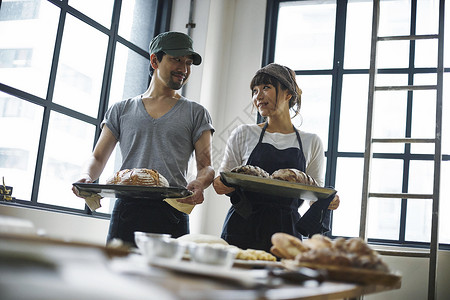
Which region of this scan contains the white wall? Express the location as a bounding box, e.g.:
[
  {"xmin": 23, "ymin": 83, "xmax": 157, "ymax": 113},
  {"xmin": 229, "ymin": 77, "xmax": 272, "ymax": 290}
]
[{"xmin": 1, "ymin": 0, "xmax": 449, "ymax": 299}]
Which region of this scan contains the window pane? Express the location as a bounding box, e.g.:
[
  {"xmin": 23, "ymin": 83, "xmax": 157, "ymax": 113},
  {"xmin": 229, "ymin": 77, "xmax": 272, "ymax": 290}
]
[
  {"xmin": 440, "ymin": 161, "xmax": 450, "ymax": 243},
  {"xmin": 405, "ymin": 160, "xmax": 434, "ymax": 242},
  {"xmin": 372, "ymin": 74, "xmax": 408, "ymax": 153},
  {"xmin": 443, "ymin": 74, "xmax": 449, "ymax": 154},
  {"xmin": 332, "ymin": 157, "xmax": 363, "ymax": 237},
  {"xmin": 344, "ymin": 0, "xmax": 372, "ymax": 69},
  {"xmin": 0, "ymin": 92, "xmax": 43, "ymax": 201},
  {"xmin": 411, "ymin": 92, "xmax": 437, "ymax": 154},
  {"xmin": 415, "ymin": 39, "xmax": 438, "ymax": 68},
  {"xmin": 339, "ymin": 74, "xmax": 369, "ymax": 152},
  {"xmin": 275, "ymin": 0, "xmax": 336, "ymax": 70},
  {"xmin": 0, "ymin": 0, "xmax": 59, "ymax": 98},
  {"xmin": 53, "ymin": 15, "xmax": 108, "ymax": 117},
  {"xmin": 379, "ymin": 0, "xmax": 411, "ymax": 36},
  {"xmin": 367, "ymin": 198, "xmax": 401, "ymax": 240},
  {"xmin": 38, "ymin": 112, "xmax": 95, "ymax": 209},
  {"xmin": 377, "ymin": 40, "xmax": 410, "ymax": 69},
  {"xmin": 408, "ymin": 160, "xmax": 434, "ymax": 195},
  {"xmin": 291, "ymin": 75, "xmax": 331, "ymax": 150},
  {"xmin": 416, "ymin": 0, "xmax": 440, "ymax": 35},
  {"xmin": 68, "ymin": 0, "xmax": 114, "ymax": 28},
  {"xmin": 108, "ymin": 43, "xmax": 149, "ymax": 107},
  {"xmin": 372, "ymin": 95, "xmax": 407, "ymax": 153},
  {"xmin": 119, "ymin": 0, "xmax": 157, "ymax": 50},
  {"xmin": 405, "ymin": 199, "xmax": 432, "ymax": 243},
  {"xmin": 445, "ymin": 0, "xmax": 450, "ymax": 67},
  {"xmin": 371, "ymin": 158, "xmax": 404, "ymax": 194},
  {"xmin": 410, "ymin": 73, "xmax": 438, "ymax": 154}
]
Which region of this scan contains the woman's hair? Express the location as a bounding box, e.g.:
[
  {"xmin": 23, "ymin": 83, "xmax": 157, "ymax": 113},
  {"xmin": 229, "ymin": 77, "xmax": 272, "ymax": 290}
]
[{"xmin": 250, "ymin": 68, "xmax": 302, "ymax": 118}]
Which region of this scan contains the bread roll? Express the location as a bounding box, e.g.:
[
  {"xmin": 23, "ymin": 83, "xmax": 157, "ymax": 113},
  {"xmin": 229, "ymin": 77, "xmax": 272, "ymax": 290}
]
[
  {"xmin": 271, "ymin": 168, "xmax": 318, "ymax": 186},
  {"xmin": 231, "ymin": 165, "xmax": 270, "ymax": 178},
  {"xmin": 106, "ymin": 168, "xmax": 169, "ymax": 187},
  {"xmin": 271, "ymin": 232, "xmax": 309, "ymax": 259}
]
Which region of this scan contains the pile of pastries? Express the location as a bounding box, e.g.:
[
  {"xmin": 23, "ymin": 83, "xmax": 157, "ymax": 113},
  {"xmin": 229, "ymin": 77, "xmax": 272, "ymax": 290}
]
[{"xmin": 271, "ymin": 233, "xmax": 390, "ymax": 272}]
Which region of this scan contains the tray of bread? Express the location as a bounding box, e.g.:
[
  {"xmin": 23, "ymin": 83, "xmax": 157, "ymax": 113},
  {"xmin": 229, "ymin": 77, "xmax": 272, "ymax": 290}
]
[
  {"xmin": 220, "ymin": 166, "xmax": 335, "ymax": 201},
  {"xmin": 270, "ymin": 233, "xmax": 402, "ymax": 287},
  {"xmin": 73, "ymin": 168, "xmax": 192, "ymax": 199},
  {"xmin": 73, "ymin": 183, "xmax": 192, "ymax": 199}
]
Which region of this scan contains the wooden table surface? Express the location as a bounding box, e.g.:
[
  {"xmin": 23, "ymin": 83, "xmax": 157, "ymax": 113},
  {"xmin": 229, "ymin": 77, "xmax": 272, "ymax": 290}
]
[{"xmin": 0, "ymin": 233, "xmax": 401, "ymax": 300}]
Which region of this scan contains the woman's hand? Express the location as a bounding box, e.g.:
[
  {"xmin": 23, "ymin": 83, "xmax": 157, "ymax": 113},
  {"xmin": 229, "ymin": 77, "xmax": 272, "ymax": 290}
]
[
  {"xmin": 328, "ymin": 194, "xmax": 340, "ymax": 210},
  {"xmin": 213, "ymin": 176, "xmax": 235, "ymax": 195}
]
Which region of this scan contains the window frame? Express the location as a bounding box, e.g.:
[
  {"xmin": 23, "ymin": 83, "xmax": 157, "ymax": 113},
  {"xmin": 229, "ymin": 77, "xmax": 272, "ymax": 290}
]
[
  {"xmin": 0, "ymin": 0, "xmax": 172, "ymax": 218},
  {"xmin": 262, "ymin": 0, "xmax": 450, "ymax": 249}
]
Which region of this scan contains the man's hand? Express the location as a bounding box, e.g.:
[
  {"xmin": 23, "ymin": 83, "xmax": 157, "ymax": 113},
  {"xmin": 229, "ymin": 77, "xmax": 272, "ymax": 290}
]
[
  {"xmin": 72, "ymin": 175, "xmax": 93, "ymax": 198},
  {"xmin": 177, "ymin": 179, "xmax": 205, "ymax": 205}
]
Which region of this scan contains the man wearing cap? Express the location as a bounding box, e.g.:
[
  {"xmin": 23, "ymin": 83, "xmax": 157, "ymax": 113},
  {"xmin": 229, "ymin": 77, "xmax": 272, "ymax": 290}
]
[
  {"xmin": 212, "ymin": 63, "xmax": 339, "ymax": 252},
  {"xmin": 73, "ymin": 32, "xmax": 214, "ymax": 246}
]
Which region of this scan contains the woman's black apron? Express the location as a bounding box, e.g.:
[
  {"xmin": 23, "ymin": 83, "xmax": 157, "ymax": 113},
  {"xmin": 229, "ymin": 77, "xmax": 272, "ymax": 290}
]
[{"xmin": 221, "ymin": 123, "xmax": 307, "ymax": 252}]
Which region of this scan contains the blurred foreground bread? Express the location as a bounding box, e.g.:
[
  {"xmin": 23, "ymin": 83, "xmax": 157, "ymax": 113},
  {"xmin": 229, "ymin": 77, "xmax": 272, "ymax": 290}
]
[
  {"xmin": 271, "ymin": 168, "xmax": 318, "ymax": 186},
  {"xmin": 231, "ymin": 165, "xmax": 270, "ymax": 178},
  {"xmin": 107, "ymin": 168, "xmax": 169, "ymax": 187},
  {"xmin": 271, "ymin": 233, "xmax": 389, "ymax": 272},
  {"xmin": 271, "ymin": 232, "xmax": 309, "ymax": 259}
]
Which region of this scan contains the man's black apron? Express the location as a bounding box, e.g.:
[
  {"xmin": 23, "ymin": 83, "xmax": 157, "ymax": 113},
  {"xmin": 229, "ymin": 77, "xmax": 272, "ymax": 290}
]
[
  {"xmin": 107, "ymin": 198, "xmax": 189, "ymax": 246},
  {"xmin": 221, "ymin": 123, "xmax": 334, "ymax": 252}
]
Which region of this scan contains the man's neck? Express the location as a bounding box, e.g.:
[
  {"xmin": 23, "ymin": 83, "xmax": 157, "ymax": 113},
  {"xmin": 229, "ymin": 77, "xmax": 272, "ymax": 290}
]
[{"xmin": 143, "ymin": 81, "xmax": 180, "ymax": 100}]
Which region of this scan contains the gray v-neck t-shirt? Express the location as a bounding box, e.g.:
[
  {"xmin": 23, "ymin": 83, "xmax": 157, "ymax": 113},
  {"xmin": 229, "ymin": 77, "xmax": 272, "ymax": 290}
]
[{"xmin": 102, "ymin": 95, "xmax": 214, "ymax": 187}]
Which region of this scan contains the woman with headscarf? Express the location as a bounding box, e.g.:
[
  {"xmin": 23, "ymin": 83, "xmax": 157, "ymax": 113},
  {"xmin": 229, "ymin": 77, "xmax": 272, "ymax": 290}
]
[{"xmin": 213, "ymin": 63, "xmax": 340, "ymax": 252}]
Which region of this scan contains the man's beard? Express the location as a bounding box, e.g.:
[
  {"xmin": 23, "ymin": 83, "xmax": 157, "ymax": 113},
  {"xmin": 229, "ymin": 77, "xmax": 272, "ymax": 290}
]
[{"xmin": 167, "ymin": 72, "xmax": 188, "ymax": 90}]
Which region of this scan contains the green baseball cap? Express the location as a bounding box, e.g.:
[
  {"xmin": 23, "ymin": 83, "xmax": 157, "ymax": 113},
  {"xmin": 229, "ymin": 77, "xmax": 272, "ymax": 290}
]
[{"xmin": 149, "ymin": 31, "xmax": 202, "ymax": 65}]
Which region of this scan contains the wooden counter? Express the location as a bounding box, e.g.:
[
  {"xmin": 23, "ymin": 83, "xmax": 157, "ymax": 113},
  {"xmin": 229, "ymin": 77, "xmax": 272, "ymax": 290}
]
[{"xmin": 0, "ymin": 233, "xmax": 400, "ymax": 300}]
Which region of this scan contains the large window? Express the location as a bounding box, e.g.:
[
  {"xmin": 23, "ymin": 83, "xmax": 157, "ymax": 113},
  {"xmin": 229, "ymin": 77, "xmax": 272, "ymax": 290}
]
[
  {"xmin": 0, "ymin": 0, "xmax": 171, "ymax": 216},
  {"xmin": 264, "ymin": 0, "xmax": 449, "ymax": 247}
]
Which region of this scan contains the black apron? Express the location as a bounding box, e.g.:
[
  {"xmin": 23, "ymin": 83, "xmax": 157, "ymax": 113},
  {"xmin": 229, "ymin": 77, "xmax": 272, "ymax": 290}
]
[
  {"xmin": 107, "ymin": 198, "xmax": 189, "ymax": 246},
  {"xmin": 221, "ymin": 123, "xmax": 307, "ymax": 252}
]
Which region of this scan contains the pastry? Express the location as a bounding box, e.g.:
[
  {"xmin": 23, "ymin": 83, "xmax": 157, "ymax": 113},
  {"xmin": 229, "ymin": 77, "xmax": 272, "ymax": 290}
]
[{"xmin": 106, "ymin": 168, "xmax": 169, "ymax": 187}]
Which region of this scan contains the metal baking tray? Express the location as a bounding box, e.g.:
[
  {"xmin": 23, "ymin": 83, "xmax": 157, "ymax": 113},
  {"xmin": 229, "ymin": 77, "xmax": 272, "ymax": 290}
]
[
  {"xmin": 220, "ymin": 172, "xmax": 335, "ymax": 201},
  {"xmin": 73, "ymin": 183, "xmax": 192, "ymax": 199}
]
